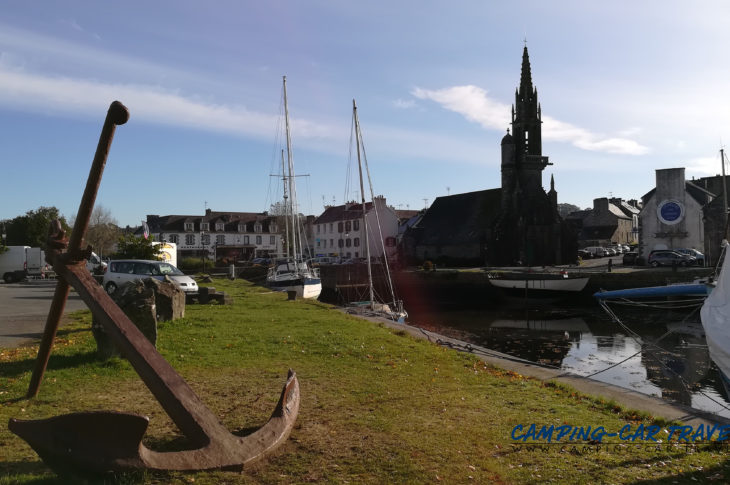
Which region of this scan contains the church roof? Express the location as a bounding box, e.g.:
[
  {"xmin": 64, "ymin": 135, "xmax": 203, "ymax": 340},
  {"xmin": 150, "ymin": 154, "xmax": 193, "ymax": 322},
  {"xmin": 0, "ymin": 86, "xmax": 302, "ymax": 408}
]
[{"xmin": 413, "ymin": 189, "xmax": 502, "ymax": 246}]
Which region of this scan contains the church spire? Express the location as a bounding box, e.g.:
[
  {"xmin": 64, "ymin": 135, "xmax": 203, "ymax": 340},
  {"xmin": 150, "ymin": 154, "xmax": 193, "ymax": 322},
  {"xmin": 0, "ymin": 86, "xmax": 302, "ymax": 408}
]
[{"xmin": 519, "ymin": 45, "xmax": 533, "ymax": 97}]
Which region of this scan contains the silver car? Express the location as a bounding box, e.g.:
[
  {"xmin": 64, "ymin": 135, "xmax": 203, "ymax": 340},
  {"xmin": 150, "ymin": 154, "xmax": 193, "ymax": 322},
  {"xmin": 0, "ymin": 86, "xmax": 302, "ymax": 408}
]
[{"xmin": 103, "ymin": 259, "xmax": 198, "ymax": 295}]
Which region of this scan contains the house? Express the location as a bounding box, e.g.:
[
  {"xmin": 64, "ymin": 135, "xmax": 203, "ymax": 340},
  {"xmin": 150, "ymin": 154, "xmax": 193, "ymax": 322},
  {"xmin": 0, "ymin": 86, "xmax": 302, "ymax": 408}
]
[
  {"xmin": 638, "ymin": 168, "xmax": 714, "ymax": 263},
  {"xmin": 686, "ymin": 174, "xmax": 730, "ymax": 265},
  {"xmin": 145, "ymin": 209, "xmax": 283, "ymax": 264},
  {"xmin": 578, "ymin": 198, "xmax": 635, "ymax": 248},
  {"xmin": 312, "ymin": 196, "xmax": 399, "ymax": 261}
]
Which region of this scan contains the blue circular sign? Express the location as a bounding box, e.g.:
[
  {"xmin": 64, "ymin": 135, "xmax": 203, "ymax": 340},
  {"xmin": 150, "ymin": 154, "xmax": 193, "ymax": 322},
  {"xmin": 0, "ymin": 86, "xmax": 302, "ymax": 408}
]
[{"xmin": 657, "ymin": 200, "xmax": 684, "ymax": 225}]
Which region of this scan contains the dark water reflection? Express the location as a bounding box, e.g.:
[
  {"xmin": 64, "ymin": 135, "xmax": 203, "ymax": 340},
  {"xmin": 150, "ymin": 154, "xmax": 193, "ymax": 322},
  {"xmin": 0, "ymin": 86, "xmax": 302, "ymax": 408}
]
[{"xmin": 408, "ymin": 304, "xmax": 730, "ymax": 419}]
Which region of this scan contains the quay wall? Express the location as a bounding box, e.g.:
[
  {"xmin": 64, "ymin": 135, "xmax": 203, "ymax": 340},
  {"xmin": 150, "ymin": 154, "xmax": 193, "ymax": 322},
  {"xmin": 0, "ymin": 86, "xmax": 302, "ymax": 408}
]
[{"xmin": 390, "ymin": 267, "xmax": 714, "ymax": 308}]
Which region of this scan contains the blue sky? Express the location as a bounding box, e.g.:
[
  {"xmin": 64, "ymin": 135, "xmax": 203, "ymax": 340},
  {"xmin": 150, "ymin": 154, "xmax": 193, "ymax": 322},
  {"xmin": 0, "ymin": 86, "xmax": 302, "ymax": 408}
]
[{"xmin": 2, "ymin": 1, "xmax": 730, "ymax": 228}]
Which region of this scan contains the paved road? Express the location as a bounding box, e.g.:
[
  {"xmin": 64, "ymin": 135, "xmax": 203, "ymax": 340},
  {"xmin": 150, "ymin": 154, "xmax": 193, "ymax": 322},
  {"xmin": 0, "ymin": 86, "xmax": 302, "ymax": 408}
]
[{"xmin": 0, "ymin": 280, "xmax": 89, "ymax": 348}]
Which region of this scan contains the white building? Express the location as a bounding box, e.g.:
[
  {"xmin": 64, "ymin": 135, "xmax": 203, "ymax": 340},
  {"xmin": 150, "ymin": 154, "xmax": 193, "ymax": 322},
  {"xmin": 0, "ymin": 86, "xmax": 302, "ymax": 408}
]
[
  {"xmin": 312, "ymin": 196, "xmax": 399, "ymax": 261},
  {"xmin": 145, "ymin": 209, "xmax": 283, "ymax": 264},
  {"xmin": 639, "ymin": 168, "xmax": 713, "ymax": 261}
]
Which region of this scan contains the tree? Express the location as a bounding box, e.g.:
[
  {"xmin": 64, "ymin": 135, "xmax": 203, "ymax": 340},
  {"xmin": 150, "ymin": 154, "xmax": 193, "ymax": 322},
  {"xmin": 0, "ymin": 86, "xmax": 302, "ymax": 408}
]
[
  {"xmin": 2, "ymin": 207, "xmax": 71, "ymax": 250},
  {"xmin": 82, "ymin": 205, "xmax": 121, "ymax": 257},
  {"xmin": 557, "ymin": 203, "xmax": 581, "ymax": 218},
  {"xmin": 114, "ymin": 234, "xmax": 162, "ymax": 260}
]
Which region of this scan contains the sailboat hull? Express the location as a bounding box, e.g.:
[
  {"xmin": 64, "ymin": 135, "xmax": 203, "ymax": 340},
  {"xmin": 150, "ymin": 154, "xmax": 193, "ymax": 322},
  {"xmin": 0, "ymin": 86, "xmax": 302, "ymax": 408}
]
[{"xmin": 268, "ymin": 275, "xmax": 322, "ymax": 299}]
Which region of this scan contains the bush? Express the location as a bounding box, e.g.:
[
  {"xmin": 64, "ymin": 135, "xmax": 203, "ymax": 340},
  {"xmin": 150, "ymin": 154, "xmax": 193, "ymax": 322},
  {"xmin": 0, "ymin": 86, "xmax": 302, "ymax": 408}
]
[{"xmin": 179, "ymin": 257, "xmax": 206, "ymax": 272}]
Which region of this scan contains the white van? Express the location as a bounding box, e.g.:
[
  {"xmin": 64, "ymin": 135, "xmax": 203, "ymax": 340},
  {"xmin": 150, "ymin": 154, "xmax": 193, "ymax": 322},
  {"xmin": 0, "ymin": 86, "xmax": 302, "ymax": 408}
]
[
  {"xmin": 102, "ymin": 259, "xmax": 198, "ymax": 295},
  {"xmin": 584, "ymin": 246, "xmax": 607, "ymax": 257},
  {"xmin": 0, "ymin": 246, "xmax": 29, "ymax": 283}
]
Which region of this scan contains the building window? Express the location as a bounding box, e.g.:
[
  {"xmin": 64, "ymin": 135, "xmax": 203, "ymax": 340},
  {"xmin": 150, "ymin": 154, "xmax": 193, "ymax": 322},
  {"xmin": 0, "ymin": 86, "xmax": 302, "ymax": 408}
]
[
  {"xmin": 184, "ymin": 222, "xmax": 194, "ymax": 232},
  {"xmin": 169, "ymin": 234, "xmax": 179, "ymax": 244},
  {"xmin": 200, "ymin": 222, "xmax": 209, "ymax": 231},
  {"xmin": 317, "ymin": 225, "xmax": 320, "ymax": 234},
  {"xmin": 338, "ymin": 222, "xmax": 344, "ymax": 233},
  {"xmin": 185, "ymin": 234, "xmax": 195, "ymax": 245},
  {"xmin": 345, "ymin": 221, "xmax": 351, "ymax": 232},
  {"xmin": 329, "ymin": 223, "xmax": 333, "ymax": 233},
  {"xmin": 256, "ymin": 235, "xmax": 262, "ymax": 245},
  {"xmin": 317, "ymin": 240, "xmax": 320, "ymax": 248},
  {"xmin": 345, "ymin": 239, "xmax": 351, "ymax": 247},
  {"xmin": 270, "ymin": 236, "xmax": 276, "ymax": 245},
  {"xmin": 254, "ymin": 224, "xmax": 262, "ymax": 233},
  {"xmin": 330, "ymin": 239, "xmax": 334, "ymax": 248},
  {"xmin": 338, "ymin": 239, "xmax": 344, "ymax": 248},
  {"xmin": 216, "ymin": 222, "xmax": 224, "ymax": 231},
  {"xmin": 353, "ymin": 220, "xmax": 360, "ymax": 231},
  {"xmin": 238, "ymin": 224, "xmax": 244, "ymax": 232},
  {"xmin": 354, "ymin": 238, "xmax": 360, "ymax": 247},
  {"xmin": 244, "ymin": 235, "xmax": 249, "ymax": 245},
  {"xmin": 269, "ymin": 223, "xmax": 277, "ymax": 233},
  {"xmin": 216, "ymin": 235, "xmax": 225, "ymax": 245},
  {"xmin": 201, "ymin": 234, "xmax": 210, "ymax": 245}
]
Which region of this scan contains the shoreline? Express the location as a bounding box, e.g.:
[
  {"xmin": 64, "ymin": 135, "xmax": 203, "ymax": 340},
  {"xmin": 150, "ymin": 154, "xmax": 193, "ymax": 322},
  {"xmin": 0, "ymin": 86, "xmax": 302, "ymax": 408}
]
[{"xmin": 350, "ymin": 310, "xmax": 730, "ymax": 428}]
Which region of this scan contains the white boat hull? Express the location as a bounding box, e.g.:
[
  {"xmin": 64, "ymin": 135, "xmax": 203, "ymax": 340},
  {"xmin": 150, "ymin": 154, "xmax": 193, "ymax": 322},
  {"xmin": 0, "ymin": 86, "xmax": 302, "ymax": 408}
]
[{"xmin": 488, "ymin": 276, "xmax": 589, "ymax": 292}]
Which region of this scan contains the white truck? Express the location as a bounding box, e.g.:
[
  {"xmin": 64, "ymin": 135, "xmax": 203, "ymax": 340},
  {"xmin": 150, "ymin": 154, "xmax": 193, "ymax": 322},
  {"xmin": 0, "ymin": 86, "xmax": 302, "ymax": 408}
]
[
  {"xmin": 152, "ymin": 241, "xmax": 178, "ymax": 268},
  {"xmin": 25, "ymin": 247, "xmax": 47, "ymax": 278},
  {"xmin": 86, "ymin": 251, "xmax": 107, "ymax": 274},
  {"xmin": 1, "ymin": 245, "xmax": 30, "ymax": 283}
]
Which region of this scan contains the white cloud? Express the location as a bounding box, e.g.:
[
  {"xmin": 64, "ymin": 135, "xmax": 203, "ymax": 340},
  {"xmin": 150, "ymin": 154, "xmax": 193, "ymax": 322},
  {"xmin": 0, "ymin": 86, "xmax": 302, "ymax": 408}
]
[
  {"xmin": 0, "ymin": 66, "xmax": 488, "ymax": 166},
  {"xmin": 412, "ymin": 85, "xmax": 509, "ymax": 130},
  {"xmin": 413, "ymin": 84, "xmax": 650, "ymax": 156},
  {"xmin": 0, "ymin": 67, "xmax": 334, "ymax": 141},
  {"xmin": 685, "ymin": 155, "xmax": 725, "ymax": 175},
  {"xmin": 393, "ymin": 98, "xmax": 417, "ymax": 109}
]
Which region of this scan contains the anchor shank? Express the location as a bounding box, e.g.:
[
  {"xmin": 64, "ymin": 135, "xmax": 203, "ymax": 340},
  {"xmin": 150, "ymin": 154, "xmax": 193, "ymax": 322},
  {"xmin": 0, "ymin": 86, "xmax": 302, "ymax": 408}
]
[{"xmin": 27, "ymin": 101, "xmax": 129, "ymax": 398}]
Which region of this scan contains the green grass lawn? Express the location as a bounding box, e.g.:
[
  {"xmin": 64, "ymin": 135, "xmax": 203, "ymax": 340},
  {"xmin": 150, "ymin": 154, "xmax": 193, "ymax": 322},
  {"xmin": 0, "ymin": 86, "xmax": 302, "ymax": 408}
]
[{"xmin": 1, "ymin": 278, "xmax": 730, "ymax": 484}]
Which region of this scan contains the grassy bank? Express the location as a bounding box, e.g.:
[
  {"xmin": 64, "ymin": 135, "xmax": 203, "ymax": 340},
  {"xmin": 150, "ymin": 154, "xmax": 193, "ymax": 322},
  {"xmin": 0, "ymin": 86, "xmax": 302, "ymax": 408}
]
[{"xmin": 1, "ymin": 278, "xmax": 729, "ymax": 483}]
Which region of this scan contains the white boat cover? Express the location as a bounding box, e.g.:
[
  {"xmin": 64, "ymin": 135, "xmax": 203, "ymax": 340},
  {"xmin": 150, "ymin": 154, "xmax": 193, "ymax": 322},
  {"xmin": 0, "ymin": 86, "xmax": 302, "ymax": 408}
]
[{"xmin": 700, "ymin": 251, "xmax": 730, "ymax": 378}]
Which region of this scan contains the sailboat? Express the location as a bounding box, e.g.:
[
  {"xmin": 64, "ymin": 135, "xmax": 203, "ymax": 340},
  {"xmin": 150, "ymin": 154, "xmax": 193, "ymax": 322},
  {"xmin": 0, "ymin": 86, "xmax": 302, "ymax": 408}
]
[
  {"xmin": 266, "ymin": 76, "xmax": 322, "ymax": 299},
  {"xmin": 344, "ymin": 100, "xmax": 407, "ymax": 322}
]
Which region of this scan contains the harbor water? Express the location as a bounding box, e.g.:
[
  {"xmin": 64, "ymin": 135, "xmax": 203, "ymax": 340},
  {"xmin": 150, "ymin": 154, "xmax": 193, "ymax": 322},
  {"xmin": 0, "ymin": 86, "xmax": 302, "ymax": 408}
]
[{"xmin": 407, "ymin": 302, "xmax": 730, "ymax": 419}]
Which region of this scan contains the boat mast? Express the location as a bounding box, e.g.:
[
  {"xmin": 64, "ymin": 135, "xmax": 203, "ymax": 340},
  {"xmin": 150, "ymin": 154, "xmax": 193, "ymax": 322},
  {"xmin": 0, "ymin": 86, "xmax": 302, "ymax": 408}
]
[
  {"xmin": 722, "ymin": 148, "xmax": 729, "ymax": 238},
  {"xmin": 281, "ymin": 149, "xmax": 290, "ymax": 259},
  {"xmin": 282, "ymin": 76, "xmax": 300, "ymax": 264},
  {"xmin": 353, "ymin": 99, "xmax": 374, "ymax": 308}
]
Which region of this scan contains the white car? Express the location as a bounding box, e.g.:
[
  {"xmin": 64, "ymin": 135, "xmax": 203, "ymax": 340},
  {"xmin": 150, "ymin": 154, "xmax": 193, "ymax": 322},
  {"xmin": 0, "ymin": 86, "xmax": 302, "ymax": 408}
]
[{"xmin": 103, "ymin": 259, "xmax": 198, "ymax": 295}]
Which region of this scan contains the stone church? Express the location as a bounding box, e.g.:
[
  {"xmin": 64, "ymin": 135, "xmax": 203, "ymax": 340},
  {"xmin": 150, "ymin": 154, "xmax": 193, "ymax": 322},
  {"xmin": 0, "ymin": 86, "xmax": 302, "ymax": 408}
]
[{"xmin": 407, "ymin": 47, "xmax": 576, "ymax": 266}]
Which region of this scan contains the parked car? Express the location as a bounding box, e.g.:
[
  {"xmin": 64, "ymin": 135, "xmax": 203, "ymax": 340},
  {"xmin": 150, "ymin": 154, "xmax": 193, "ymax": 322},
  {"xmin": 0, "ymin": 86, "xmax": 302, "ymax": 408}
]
[
  {"xmin": 250, "ymin": 257, "xmax": 271, "ymax": 266},
  {"xmin": 622, "ymin": 251, "xmax": 639, "ymax": 265},
  {"xmin": 676, "ymin": 248, "xmax": 705, "ymax": 266},
  {"xmin": 584, "ymin": 246, "xmax": 607, "ymax": 257},
  {"xmin": 604, "ymin": 247, "xmax": 616, "ymax": 256},
  {"xmin": 309, "ymin": 256, "xmax": 338, "ymax": 266},
  {"xmin": 647, "ymin": 250, "xmax": 696, "ymax": 267},
  {"xmin": 610, "ymin": 245, "xmax": 624, "ymax": 254},
  {"xmin": 577, "ymin": 249, "xmax": 593, "ymax": 260},
  {"xmin": 103, "ymin": 259, "xmax": 199, "ymax": 295}
]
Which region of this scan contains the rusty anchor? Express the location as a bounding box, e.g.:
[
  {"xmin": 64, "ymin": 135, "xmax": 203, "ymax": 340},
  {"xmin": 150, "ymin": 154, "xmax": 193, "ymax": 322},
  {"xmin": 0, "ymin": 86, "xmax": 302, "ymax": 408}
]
[{"xmin": 8, "ymin": 101, "xmax": 300, "ymax": 475}]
